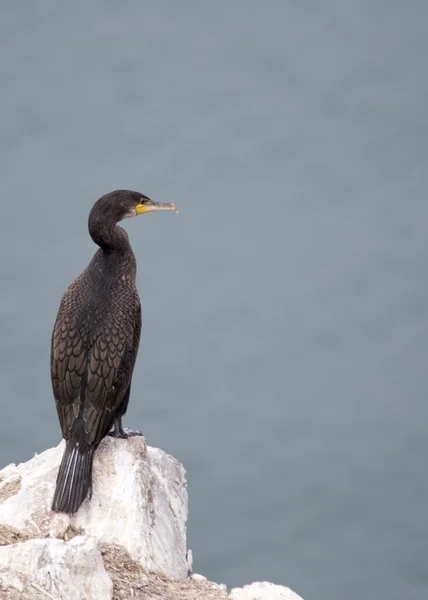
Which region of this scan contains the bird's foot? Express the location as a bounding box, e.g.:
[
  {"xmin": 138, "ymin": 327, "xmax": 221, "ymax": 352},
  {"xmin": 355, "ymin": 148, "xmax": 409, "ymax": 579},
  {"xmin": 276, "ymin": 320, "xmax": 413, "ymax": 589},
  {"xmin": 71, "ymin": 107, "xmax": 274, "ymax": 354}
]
[
  {"xmin": 122, "ymin": 427, "xmax": 144, "ymax": 438},
  {"xmin": 109, "ymin": 419, "xmax": 143, "ymax": 439}
]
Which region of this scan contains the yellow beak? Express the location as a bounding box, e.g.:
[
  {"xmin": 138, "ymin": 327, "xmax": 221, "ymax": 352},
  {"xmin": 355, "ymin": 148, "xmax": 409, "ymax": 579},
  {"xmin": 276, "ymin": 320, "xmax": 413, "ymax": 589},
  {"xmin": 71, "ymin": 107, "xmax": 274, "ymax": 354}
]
[{"xmin": 135, "ymin": 201, "xmax": 178, "ymax": 215}]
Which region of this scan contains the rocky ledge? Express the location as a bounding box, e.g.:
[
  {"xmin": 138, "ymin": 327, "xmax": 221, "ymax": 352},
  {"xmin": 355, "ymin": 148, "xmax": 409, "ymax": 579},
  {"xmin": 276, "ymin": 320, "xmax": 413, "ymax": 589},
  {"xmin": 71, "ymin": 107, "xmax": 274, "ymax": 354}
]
[{"xmin": 0, "ymin": 437, "xmax": 302, "ymax": 600}]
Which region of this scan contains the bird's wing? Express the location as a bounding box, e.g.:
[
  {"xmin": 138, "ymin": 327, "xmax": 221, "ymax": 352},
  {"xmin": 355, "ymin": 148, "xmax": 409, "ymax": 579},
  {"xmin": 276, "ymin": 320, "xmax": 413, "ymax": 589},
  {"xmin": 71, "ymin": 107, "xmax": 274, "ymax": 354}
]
[
  {"xmin": 82, "ymin": 298, "xmax": 140, "ymax": 446},
  {"xmin": 51, "ymin": 311, "xmax": 86, "ymax": 440},
  {"xmin": 51, "ymin": 280, "xmax": 141, "ymax": 446}
]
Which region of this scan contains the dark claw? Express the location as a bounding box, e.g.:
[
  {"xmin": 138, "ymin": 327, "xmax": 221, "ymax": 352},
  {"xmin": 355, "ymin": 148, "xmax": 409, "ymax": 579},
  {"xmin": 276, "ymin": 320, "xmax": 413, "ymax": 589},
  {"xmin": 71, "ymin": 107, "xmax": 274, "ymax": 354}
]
[
  {"xmin": 108, "ymin": 417, "xmax": 143, "ymax": 439},
  {"xmin": 122, "ymin": 427, "xmax": 144, "ymax": 438},
  {"xmin": 108, "ymin": 428, "xmax": 129, "ymax": 439}
]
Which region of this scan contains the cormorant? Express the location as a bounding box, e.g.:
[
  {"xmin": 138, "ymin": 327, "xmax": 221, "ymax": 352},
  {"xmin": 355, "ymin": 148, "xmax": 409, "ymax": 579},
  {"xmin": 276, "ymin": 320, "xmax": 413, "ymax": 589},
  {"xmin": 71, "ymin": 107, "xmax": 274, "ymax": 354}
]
[{"xmin": 50, "ymin": 190, "xmax": 177, "ymax": 514}]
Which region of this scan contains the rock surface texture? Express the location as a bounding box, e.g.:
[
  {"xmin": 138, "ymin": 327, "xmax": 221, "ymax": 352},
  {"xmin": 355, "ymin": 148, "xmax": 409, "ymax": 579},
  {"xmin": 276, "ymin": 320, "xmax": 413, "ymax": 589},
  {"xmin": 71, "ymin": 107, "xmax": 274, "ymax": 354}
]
[
  {"xmin": 0, "ymin": 437, "xmax": 303, "ymax": 600},
  {"xmin": 230, "ymin": 582, "xmax": 304, "ymax": 600},
  {"xmin": 0, "ymin": 536, "xmax": 112, "ymax": 600}
]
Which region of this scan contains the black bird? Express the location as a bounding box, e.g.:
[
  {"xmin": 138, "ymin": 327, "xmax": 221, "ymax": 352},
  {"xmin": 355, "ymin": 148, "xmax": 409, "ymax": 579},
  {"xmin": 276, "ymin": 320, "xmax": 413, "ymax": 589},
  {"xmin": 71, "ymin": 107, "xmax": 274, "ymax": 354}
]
[{"xmin": 50, "ymin": 190, "xmax": 177, "ymax": 513}]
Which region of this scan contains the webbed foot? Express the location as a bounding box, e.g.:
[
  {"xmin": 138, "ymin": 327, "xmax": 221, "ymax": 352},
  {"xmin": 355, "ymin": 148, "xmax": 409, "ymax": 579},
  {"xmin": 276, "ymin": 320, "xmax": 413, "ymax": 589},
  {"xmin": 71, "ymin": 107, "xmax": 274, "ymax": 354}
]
[
  {"xmin": 121, "ymin": 427, "xmax": 144, "ymax": 438},
  {"xmin": 109, "ymin": 417, "xmax": 143, "ymax": 439}
]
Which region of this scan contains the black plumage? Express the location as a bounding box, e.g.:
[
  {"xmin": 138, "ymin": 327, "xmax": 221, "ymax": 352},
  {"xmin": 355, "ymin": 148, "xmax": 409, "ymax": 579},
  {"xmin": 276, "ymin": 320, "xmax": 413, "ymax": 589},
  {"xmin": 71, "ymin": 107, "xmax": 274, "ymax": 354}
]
[{"xmin": 50, "ymin": 190, "xmax": 177, "ymax": 513}]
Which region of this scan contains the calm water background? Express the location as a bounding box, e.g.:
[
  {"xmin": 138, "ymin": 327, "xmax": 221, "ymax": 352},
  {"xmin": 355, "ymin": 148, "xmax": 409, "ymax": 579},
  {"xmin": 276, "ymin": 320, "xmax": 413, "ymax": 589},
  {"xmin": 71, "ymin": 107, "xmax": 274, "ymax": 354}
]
[{"xmin": 0, "ymin": 3, "xmax": 427, "ymax": 599}]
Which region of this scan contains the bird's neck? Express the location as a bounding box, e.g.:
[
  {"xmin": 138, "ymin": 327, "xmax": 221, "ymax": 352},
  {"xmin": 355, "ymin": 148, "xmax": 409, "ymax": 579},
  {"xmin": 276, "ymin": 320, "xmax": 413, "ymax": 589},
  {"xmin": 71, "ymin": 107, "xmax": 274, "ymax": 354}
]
[{"xmin": 88, "ymin": 216, "xmax": 130, "ymax": 254}]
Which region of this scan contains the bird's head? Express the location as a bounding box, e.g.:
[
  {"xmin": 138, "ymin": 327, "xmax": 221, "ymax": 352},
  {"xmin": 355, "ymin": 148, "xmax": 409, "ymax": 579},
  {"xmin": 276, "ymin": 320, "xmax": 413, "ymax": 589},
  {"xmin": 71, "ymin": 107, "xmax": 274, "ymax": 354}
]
[{"xmin": 90, "ymin": 190, "xmax": 178, "ymax": 223}]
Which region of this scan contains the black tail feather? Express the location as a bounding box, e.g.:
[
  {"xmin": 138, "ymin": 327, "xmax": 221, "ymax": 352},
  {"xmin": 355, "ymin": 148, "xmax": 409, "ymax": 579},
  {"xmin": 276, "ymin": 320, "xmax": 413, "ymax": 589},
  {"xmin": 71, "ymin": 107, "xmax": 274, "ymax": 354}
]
[{"xmin": 52, "ymin": 440, "xmax": 94, "ymax": 514}]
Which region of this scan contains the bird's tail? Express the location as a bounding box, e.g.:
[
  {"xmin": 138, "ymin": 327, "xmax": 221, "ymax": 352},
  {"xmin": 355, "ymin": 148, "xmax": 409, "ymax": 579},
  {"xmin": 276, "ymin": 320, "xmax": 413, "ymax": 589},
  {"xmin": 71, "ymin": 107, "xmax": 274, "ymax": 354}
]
[{"xmin": 52, "ymin": 440, "xmax": 94, "ymax": 514}]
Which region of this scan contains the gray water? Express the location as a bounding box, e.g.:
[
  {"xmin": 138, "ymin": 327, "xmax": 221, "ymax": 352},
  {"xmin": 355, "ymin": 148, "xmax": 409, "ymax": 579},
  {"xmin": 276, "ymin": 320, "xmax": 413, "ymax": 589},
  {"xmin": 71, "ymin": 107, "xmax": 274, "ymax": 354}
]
[{"xmin": 0, "ymin": 3, "xmax": 427, "ymax": 599}]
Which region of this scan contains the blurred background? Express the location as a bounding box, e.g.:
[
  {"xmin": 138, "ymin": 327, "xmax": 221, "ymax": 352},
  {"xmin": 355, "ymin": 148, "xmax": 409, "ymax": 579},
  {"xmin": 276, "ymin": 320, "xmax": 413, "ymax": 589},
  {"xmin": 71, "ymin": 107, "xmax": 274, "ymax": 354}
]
[{"xmin": 0, "ymin": 2, "xmax": 427, "ymax": 599}]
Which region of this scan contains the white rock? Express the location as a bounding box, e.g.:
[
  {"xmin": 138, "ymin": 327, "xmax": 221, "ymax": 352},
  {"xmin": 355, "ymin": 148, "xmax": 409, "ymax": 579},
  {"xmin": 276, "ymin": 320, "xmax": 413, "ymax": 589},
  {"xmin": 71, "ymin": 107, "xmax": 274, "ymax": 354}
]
[
  {"xmin": 0, "ymin": 535, "xmax": 112, "ymax": 600},
  {"xmin": 212, "ymin": 581, "xmax": 228, "ymax": 592},
  {"xmin": 229, "ymin": 581, "xmax": 304, "ymax": 600},
  {"xmin": 0, "ymin": 436, "xmax": 188, "ymax": 578},
  {"xmin": 0, "ymin": 439, "xmax": 304, "ymax": 600},
  {"xmin": 191, "ymin": 573, "xmax": 208, "ymax": 582},
  {"xmin": 187, "ymin": 547, "xmax": 193, "ymax": 573}
]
